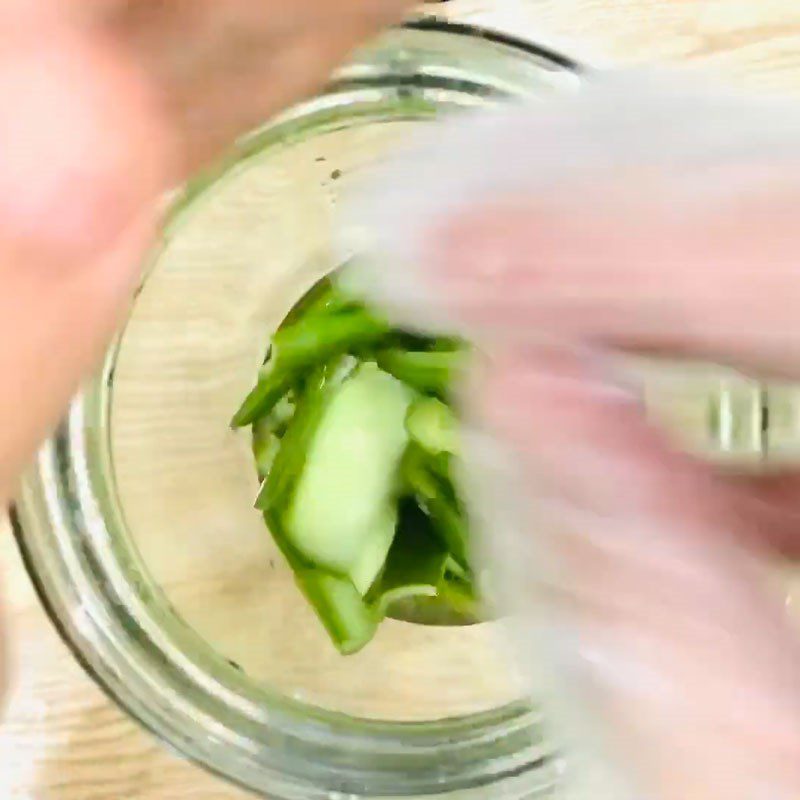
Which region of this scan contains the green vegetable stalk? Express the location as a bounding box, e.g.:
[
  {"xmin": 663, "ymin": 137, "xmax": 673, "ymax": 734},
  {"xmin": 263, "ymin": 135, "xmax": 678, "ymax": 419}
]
[{"xmin": 232, "ymin": 275, "xmax": 479, "ymax": 654}]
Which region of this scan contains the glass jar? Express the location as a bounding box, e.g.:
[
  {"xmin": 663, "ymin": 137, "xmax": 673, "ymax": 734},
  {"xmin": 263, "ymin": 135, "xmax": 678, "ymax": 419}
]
[{"xmin": 11, "ymin": 22, "xmax": 581, "ymax": 800}]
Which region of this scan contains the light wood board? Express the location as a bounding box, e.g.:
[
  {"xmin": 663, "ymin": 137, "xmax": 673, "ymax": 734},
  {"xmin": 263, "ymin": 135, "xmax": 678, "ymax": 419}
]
[{"xmin": 3, "ymin": 1, "xmax": 800, "ymax": 797}]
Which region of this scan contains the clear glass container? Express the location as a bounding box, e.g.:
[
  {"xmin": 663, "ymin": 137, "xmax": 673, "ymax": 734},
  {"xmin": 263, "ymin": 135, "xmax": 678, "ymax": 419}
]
[
  {"xmin": 13, "ymin": 19, "xmax": 800, "ymax": 799},
  {"xmin": 11, "ymin": 22, "xmax": 581, "ymax": 800}
]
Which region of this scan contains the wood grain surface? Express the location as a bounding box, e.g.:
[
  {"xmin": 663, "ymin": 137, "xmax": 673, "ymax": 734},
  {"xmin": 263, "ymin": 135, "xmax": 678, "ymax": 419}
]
[{"xmin": 3, "ymin": 1, "xmax": 800, "ymax": 797}]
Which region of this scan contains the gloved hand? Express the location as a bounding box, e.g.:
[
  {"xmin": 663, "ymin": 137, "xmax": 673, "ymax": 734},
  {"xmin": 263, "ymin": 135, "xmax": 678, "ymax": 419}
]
[{"xmin": 346, "ymin": 73, "xmax": 800, "ymax": 799}]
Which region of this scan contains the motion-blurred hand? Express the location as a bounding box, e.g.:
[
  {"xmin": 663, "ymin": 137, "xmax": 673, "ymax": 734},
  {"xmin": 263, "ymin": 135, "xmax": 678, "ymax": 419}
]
[
  {"xmin": 348, "ymin": 75, "xmax": 800, "ymax": 799},
  {"xmin": 0, "ymin": 0, "xmax": 408, "ymax": 504}
]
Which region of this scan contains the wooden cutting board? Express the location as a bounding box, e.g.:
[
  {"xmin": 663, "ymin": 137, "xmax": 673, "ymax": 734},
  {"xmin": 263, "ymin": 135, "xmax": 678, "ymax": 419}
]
[{"xmin": 3, "ymin": 1, "xmax": 800, "ymax": 797}]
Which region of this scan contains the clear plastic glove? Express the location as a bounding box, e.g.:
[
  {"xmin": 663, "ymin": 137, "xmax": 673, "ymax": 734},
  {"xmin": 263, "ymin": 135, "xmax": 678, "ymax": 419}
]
[
  {"xmin": 345, "ymin": 73, "xmax": 800, "ymax": 799},
  {"xmin": 0, "ymin": 0, "xmax": 408, "ymax": 505}
]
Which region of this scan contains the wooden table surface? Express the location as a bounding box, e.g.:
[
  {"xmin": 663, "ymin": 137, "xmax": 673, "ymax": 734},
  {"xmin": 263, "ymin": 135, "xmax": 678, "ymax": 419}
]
[{"xmin": 3, "ymin": 1, "xmax": 800, "ymax": 797}]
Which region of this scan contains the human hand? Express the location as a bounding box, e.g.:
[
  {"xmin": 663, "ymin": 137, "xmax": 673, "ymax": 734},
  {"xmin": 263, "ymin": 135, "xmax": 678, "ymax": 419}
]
[
  {"xmin": 347, "ymin": 75, "xmax": 800, "ymax": 798},
  {"xmin": 0, "ymin": 0, "xmax": 408, "ymax": 504}
]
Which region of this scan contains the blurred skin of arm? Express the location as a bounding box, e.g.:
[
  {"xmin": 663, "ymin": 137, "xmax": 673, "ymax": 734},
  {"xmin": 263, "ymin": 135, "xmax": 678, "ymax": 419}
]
[{"xmin": 0, "ymin": 0, "xmax": 409, "ymax": 505}]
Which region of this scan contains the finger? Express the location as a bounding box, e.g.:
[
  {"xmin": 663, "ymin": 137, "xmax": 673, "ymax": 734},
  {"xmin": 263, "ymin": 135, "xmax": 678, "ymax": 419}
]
[
  {"xmin": 0, "ymin": 17, "xmax": 168, "ymax": 502},
  {"xmin": 84, "ymin": 0, "xmax": 410, "ymax": 172},
  {"xmin": 474, "ymin": 346, "xmax": 800, "ymax": 799}
]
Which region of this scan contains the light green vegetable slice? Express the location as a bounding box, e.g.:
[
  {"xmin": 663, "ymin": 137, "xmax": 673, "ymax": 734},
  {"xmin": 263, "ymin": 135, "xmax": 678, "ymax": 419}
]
[
  {"xmin": 406, "ymin": 397, "xmax": 459, "ymax": 455},
  {"xmin": 262, "ymin": 505, "xmax": 377, "ymax": 655},
  {"xmin": 348, "ymin": 503, "xmax": 398, "ymax": 596},
  {"xmin": 285, "ymin": 363, "xmax": 412, "ymax": 592},
  {"xmin": 444, "ymin": 554, "xmax": 468, "ymax": 581}
]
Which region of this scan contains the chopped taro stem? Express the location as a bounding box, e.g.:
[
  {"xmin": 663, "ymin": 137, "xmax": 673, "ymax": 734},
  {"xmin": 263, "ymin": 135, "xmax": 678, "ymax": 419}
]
[
  {"xmin": 238, "ymin": 273, "xmax": 480, "ymax": 653},
  {"xmin": 254, "ymin": 364, "xmax": 333, "ymax": 515},
  {"xmin": 232, "ymin": 309, "xmax": 390, "ymax": 427},
  {"xmin": 295, "ymin": 570, "xmax": 378, "ymax": 655},
  {"xmin": 369, "ymin": 498, "xmax": 449, "ymax": 616},
  {"xmin": 253, "ymin": 432, "xmax": 280, "ymax": 481},
  {"xmin": 406, "ymin": 396, "xmax": 459, "ymax": 455},
  {"xmin": 376, "ymin": 348, "xmax": 466, "ymax": 398},
  {"xmin": 401, "ymin": 445, "xmax": 469, "ymax": 567}
]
